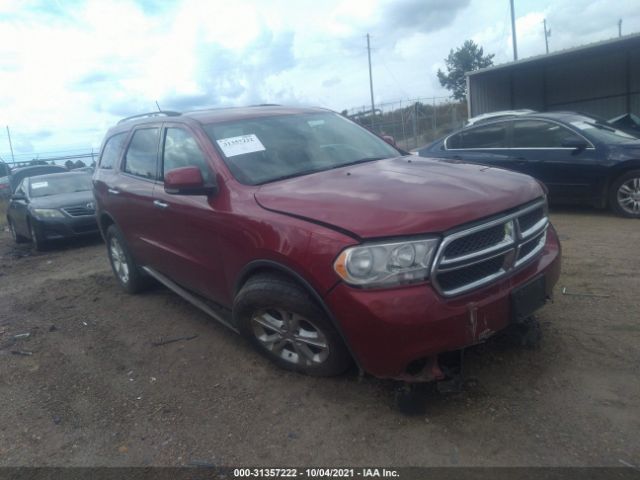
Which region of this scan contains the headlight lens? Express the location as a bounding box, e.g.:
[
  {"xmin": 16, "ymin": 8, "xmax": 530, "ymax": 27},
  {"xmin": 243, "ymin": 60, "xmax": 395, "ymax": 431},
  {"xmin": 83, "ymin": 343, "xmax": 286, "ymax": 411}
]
[
  {"xmin": 334, "ymin": 237, "xmax": 439, "ymax": 287},
  {"xmin": 32, "ymin": 208, "xmax": 65, "ymax": 219}
]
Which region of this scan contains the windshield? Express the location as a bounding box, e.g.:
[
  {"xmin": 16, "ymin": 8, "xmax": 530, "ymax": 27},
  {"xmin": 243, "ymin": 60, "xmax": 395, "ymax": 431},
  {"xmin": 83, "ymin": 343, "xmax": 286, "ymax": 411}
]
[
  {"xmin": 29, "ymin": 174, "xmax": 92, "ymax": 198},
  {"xmin": 569, "ymin": 116, "xmax": 638, "ymax": 144},
  {"xmin": 203, "ymin": 112, "xmax": 400, "ymax": 185}
]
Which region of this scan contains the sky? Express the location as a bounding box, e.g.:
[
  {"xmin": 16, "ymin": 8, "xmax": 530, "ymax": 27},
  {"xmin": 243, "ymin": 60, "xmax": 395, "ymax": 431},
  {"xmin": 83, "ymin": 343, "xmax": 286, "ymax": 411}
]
[{"xmin": 1, "ymin": 0, "xmax": 639, "ymax": 162}]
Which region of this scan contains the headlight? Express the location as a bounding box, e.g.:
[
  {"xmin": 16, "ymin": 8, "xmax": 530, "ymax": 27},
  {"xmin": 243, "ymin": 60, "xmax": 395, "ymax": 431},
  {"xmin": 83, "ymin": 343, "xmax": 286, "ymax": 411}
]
[
  {"xmin": 334, "ymin": 237, "xmax": 439, "ymax": 287},
  {"xmin": 32, "ymin": 208, "xmax": 65, "ymax": 219}
]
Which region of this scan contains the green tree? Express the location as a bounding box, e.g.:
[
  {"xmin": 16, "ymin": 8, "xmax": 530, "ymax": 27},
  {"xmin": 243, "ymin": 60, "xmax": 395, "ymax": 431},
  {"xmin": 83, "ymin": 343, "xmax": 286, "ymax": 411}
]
[{"xmin": 437, "ymin": 40, "xmax": 494, "ymax": 101}]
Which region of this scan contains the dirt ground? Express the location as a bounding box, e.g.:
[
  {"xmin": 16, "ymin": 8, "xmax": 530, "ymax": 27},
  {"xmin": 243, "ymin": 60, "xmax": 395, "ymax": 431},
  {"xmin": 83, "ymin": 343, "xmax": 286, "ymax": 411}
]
[{"xmin": 0, "ymin": 206, "xmax": 639, "ymax": 467}]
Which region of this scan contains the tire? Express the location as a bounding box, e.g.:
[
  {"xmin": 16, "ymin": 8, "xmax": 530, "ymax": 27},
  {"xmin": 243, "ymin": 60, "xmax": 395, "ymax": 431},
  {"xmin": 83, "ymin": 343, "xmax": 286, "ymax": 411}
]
[
  {"xmin": 105, "ymin": 224, "xmax": 150, "ymax": 293},
  {"xmin": 28, "ymin": 218, "xmax": 47, "ymax": 251},
  {"xmin": 609, "ymin": 170, "xmax": 640, "ymax": 218},
  {"xmin": 8, "ymin": 218, "xmax": 29, "ymax": 244},
  {"xmin": 234, "ymin": 274, "xmax": 351, "ymax": 376}
]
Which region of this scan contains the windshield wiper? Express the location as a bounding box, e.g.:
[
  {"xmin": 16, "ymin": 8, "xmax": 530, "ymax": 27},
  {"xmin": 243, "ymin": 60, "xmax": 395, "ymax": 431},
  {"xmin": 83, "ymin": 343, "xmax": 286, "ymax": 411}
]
[{"xmin": 336, "ymin": 156, "xmax": 388, "ymax": 168}]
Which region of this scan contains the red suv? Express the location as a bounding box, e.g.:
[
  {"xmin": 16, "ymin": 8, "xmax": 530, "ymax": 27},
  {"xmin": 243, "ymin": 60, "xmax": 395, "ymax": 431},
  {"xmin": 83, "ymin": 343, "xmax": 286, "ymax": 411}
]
[{"xmin": 93, "ymin": 106, "xmax": 561, "ymax": 381}]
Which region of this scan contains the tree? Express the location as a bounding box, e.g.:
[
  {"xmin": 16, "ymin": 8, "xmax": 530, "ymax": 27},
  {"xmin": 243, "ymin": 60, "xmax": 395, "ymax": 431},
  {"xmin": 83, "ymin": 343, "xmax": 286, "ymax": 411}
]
[
  {"xmin": 437, "ymin": 40, "xmax": 494, "ymax": 101},
  {"xmin": 65, "ymin": 160, "xmax": 75, "ymax": 170},
  {"xmin": 73, "ymin": 160, "xmax": 86, "ymax": 169}
]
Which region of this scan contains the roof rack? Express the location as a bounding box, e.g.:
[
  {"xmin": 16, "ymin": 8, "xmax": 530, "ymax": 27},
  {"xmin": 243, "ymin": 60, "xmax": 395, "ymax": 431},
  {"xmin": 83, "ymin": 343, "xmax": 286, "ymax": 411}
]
[{"xmin": 117, "ymin": 110, "xmax": 181, "ymax": 125}]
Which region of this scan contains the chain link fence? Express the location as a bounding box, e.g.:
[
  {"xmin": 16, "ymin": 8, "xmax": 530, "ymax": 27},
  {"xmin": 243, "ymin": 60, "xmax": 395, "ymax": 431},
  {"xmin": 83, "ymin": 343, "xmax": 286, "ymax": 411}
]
[{"xmin": 345, "ymin": 97, "xmax": 468, "ymax": 151}]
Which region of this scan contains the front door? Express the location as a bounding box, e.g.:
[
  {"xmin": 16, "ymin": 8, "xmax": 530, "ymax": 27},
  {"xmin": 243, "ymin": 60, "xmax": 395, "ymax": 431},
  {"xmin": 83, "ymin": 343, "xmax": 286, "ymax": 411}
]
[{"xmin": 149, "ymin": 125, "xmax": 228, "ymax": 305}]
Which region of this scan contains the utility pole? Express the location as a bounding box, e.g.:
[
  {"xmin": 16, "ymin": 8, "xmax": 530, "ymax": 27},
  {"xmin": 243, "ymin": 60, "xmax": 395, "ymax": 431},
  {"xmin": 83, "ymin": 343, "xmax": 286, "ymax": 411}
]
[
  {"xmin": 6, "ymin": 126, "xmax": 15, "ymax": 163},
  {"xmin": 366, "ymin": 33, "xmax": 375, "ymax": 128},
  {"xmin": 543, "ymin": 18, "xmax": 551, "ymax": 54},
  {"xmin": 618, "ymin": 19, "xmax": 622, "ymax": 37},
  {"xmin": 509, "ymin": 0, "xmax": 518, "ymax": 60}
]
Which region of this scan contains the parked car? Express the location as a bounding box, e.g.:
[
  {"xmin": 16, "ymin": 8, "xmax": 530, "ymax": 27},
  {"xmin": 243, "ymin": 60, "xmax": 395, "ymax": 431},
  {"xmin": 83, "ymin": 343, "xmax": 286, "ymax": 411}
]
[
  {"xmin": 0, "ymin": 176, "xmax": 10, "ymax": 199},
  {"xmin": 418, "ymin": 111, "xmax": 640, "ymax": 218},
  {"xmin": 94, "ymin": 106, "xmax": 561, "ymax": 381},
  {"xmin": 8, "ymin": 165, "xmax": 67, "ymax": 192},
  {"xmin": 7, "ymin": 172, "xmax": 98, "ymax": 250}
]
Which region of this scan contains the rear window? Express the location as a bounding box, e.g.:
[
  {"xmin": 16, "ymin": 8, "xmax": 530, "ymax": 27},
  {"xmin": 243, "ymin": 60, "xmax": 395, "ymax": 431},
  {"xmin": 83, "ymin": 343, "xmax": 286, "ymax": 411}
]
[
  {"xmin": 123, "ymin": 128, "xmax": 160, "ymax": 179},
  {"xmin": 203, "ymin": 112, "xmax": 399, "ymax": 185},
  {"xmin": 99, "ymin": 133, "xmax": 127, "ymax": 170},
  {"xmin": 447, "ymin": 123, "xmax": 507, "ymax": 149}
]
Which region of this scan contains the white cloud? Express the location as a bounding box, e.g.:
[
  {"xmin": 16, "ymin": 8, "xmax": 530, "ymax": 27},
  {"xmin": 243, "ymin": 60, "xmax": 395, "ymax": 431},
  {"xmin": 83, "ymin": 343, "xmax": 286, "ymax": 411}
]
[{"xmin": 0, "ymin": 0, "xmax": 639, "ymax": 160}]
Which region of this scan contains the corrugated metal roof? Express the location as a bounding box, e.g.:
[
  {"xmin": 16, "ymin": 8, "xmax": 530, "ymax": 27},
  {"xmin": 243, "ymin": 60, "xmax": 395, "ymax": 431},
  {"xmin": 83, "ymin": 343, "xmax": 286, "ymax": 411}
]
[{"xmin": 467, "ymin": 32, "xmax": 640, "ymax": 77}]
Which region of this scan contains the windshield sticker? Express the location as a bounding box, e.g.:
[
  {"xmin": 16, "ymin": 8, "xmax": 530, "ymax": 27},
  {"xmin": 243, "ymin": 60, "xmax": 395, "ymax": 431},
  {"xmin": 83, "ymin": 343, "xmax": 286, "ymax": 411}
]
[
  {"xmin": 308, "ymin": 119, "xmax": 325, "ymax": 127},
  {"xmin": 31, "ymin": 181, "xmax": 48, "ymax": 189},
  {"xmin": 570, "ymin": 121, "xmax": 591, "ymax": 130},
  {"xmin": 217, "ymin": 134, "xmax": 266, "ymax": 157}
]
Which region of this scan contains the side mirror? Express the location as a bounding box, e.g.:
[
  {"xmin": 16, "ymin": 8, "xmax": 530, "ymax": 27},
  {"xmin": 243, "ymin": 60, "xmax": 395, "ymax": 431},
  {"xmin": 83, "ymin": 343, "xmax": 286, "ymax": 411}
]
[
  {"xmin": 164, "ymin": 167, "xmax": 218, "ymax": 196},
  {"xmin": 11, "ymin": 193, "xmax": 27, "ymax": 201},
  {"xmin": 382, "ymin": 135, "xmax": 397, "ymax": 146},
  {"xmin": 561, "ymin": 137, "xmax": 589, "ymax": 151}
]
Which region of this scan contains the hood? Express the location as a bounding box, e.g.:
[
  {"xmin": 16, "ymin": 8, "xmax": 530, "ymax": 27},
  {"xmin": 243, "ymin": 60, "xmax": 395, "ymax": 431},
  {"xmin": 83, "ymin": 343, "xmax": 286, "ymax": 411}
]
[
  {"xmin": 255, "ymin": 156, "xmax": 544, "ymax": 238},
  {"xmin": 30, "ymin": 190, "xmax": 94, "ymax": 209}
]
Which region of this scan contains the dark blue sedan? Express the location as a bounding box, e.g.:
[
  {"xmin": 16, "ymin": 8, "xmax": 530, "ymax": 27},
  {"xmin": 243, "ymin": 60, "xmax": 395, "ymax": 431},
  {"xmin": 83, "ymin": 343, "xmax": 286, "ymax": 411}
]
[{"xmin": 418, "ymin": 112, "xmax": 640, "ymax": 218}]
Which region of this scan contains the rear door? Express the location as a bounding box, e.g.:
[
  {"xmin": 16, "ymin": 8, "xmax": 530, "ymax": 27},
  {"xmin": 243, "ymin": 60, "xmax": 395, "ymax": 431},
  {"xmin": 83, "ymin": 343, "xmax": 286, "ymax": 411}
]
[
  {"xmin": 149, "ymin": 124, "xmax": 227, "ymax": 303},
  {"xmin": 442, "ymin": 122, "xmax": 516, "ymax": 170},
  {"xmin": 509, "ymin": 119, "xmax": 604, "ymax": 202},
  {"xmin": 107, "ymin": 126, "xmax": 162, "ymax": 266}
]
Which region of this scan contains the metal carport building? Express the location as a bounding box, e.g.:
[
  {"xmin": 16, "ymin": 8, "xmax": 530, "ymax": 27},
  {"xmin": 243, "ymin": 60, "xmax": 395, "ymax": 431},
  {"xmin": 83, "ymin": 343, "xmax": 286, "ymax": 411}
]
[{"xmin": 466, "ymin": 33, "xmax": 640, "ymax": 119}]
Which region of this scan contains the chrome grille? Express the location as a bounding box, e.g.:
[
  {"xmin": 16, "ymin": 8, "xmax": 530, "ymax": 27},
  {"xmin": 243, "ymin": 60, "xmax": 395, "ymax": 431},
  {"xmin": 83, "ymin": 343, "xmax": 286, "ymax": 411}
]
[
  {"xmin": 62, "ymin": 205, "xmax": 95, "ymax": 217},
  {"xmin": 432, "ymin": 199, "xmax": 549, "ymax": 297}
]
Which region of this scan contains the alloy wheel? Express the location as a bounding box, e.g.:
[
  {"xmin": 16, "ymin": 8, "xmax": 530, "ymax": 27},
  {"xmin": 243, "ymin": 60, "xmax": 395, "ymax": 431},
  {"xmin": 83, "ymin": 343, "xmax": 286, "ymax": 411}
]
[
  {"xmin": 617, "ymin": 177, "xmax": 640, "ymax": 215},
  {"xmin": 251, "ymin": 308, "xmax": 330, "ymax": 367},
  {"xmin": 109, "ymin": 236, "xmax": 130, "ymax": 284}
]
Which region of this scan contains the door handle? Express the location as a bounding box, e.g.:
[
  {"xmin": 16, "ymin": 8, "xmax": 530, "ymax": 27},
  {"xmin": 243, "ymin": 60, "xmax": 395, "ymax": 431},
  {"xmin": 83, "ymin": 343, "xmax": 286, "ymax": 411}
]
[
  {"xmin": 107, "ymin": 188, "xmax": 120, "ymax": 195},
  {"xmin": 153, "ymin": 200, "xmax": 169, "ymax": 209}
]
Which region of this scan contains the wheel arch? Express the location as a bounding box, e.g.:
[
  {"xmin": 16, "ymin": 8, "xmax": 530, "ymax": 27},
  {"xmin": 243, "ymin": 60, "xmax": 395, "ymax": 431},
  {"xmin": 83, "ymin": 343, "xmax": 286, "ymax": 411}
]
[
  {"xmin": 603, "ymin": 160, "xmax": 640, "ymax": 207},
  {"xmin": 234, "ymin": 260, "xmax": 362, "ymax": 371}
]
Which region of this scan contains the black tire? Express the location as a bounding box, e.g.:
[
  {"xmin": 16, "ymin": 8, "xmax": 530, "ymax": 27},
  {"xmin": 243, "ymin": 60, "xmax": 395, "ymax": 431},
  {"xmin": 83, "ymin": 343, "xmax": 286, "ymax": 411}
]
[
  {"xmin": 105, "ymin": 224, "xmax": 150, "ymax": 294},
  {"xmin": 609, "ymin": 170, "xmax": 640, "ymax": 218},
  {"xmin": 234, "ymin": 274, "xmax": 351, "ymax": 376},
  {"xmin": 8, "ymin": 218, "xmax": 29, "ymax": 244},
  {"xmin": 28, "ymin": 218, "xmax": 47, "ymax": 251}
]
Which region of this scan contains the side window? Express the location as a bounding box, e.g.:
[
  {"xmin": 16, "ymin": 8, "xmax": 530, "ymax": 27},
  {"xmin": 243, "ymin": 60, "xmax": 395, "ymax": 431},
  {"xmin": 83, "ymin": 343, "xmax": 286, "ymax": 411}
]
[
  {"xmin": 99, "ymin": 133, "xmax": 127, "ymax": 170},
  {"xmin": 123, "ymin": 128, "xmax": 160, "ymax": 179},
  {"xmin": 512, "ymin": 120, "xmax": 582, "ymax": 148},
  {"xmin": 447, "ymin": 123, "xmax": 507, "ymax": 149},
  {"xmin": 162, "ymin": 128, "xmax": 213, "ymax": 182}
]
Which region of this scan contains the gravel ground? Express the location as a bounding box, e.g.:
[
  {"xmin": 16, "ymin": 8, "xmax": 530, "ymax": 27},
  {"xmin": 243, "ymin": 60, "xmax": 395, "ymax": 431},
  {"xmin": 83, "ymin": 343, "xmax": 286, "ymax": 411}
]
[{"xmin": 0, "ymin": 206, "xmax": 639, "ymax": 467}]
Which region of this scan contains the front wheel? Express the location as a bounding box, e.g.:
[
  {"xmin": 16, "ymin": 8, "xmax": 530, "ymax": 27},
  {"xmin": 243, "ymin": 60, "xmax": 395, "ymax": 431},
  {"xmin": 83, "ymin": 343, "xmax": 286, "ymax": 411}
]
[
  {"xmin": 234, "ymin": 275, "xmax": 351, "ymax": 376},
  {"xmin": 28, "ymin": 219, "xmax": 47, "ymax": 251},
  {"xmin": 610, "ymin": 170, "xmax": 640, "ymax": 218},
  {"xmin": 105, "ymin": 225, "xmax": 150, "ymax": 293}
]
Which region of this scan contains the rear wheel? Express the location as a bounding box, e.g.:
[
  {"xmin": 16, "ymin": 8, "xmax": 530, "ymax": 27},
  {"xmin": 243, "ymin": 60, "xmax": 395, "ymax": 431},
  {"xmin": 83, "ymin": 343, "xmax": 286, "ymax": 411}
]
[
  {"xmin": 234, "ymin": 275, "xmax": 351, "ymax": 376},
  {"xmin": 8, "ymin": 218, "xmax": 29, "ymax": 244},
  {"xmin": 610, "ymin": 170, "xmax": 640, "ymax": 218},
  {"xmin": 106, "ymin": 225, "xmax": 150, "ymax": 293}
]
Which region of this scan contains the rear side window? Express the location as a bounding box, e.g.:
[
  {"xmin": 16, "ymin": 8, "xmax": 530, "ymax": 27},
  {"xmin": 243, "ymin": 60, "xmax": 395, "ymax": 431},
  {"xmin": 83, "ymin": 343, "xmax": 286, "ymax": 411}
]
[
  {"xmin": 99, "ymin": 133, "xmax": 127, "ymax": 170},
  {"xmin": 162, "ymin": 128, "xmax": 213, "ymax": 183},
  {"xmin": 512, "ymin": 120, "xmax": 582, "ymax": 148},
  {"xmin": 123, "ymin": 128, "xmax": 160, "ymax": 179},
  {"xmin": 447, "ymin": 123, "xmax": 507, "ymax": 149}
]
